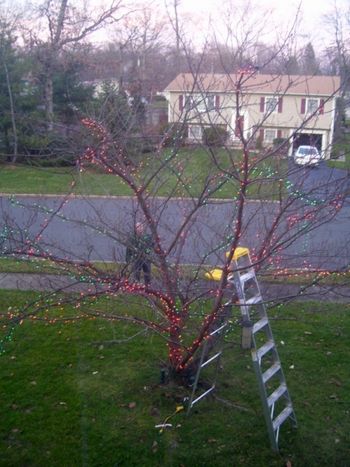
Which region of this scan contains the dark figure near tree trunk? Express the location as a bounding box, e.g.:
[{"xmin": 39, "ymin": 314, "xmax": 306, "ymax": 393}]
[{"xmin": 126, "ymin": 222, "xmax": 154, "ymax": 286}]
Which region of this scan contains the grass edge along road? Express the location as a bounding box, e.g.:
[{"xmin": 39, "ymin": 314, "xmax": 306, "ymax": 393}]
[
  {"xmin": 0, "ymin": 289, "xmax": 349, "ymax": 466},
  {"xmin": 1, "ymin": 256, "xmax": 349, "ymax": 287}
]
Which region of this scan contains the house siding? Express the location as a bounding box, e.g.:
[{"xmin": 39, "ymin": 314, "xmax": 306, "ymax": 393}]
[{"xmin": 247, "ymin": 94, "xmax": 334, "ymax": 130}]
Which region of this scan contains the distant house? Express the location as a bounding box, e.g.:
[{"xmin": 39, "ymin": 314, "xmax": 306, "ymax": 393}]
[
  {"xmin": 162, "ymin": 73, "xmax": 340, "ymax": 158},
  {"xmin": 344, "ymin": 92, "xmax": 350, "ymax": 121},
  {"xmin": 82, "ymin": 79, "xmax": 120, "ymax": 97}
]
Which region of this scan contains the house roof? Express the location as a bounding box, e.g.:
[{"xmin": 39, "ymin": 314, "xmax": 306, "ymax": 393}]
[{"xmin": 164, "ymin": 73, "xmax": 341, "ymax": 97}]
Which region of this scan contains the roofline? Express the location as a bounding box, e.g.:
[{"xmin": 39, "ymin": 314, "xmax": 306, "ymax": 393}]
[
  {"xmin": 165, "ymin": 89, "xmax": 339, "ymax": 97},
  {"xmin": 164, "ymin": 73, "xmax": 341, "ymax": 97}
]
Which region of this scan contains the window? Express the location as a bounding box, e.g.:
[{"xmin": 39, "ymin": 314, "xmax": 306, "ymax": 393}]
[
  {"xmin": 264, "ymin": 129, "xmax": 277, "ymax": 143},
  {"xmin": 196, "ymin": 97, "xmax": 207, "ymax": 112},
  {"xmin": 301, "ymin": 98, "xmax": 325, "ymax": 115},
  {"xmin": 206, "ymin": 95, "xmax": 215, "ymax": 110},
  {"xmin": 307, "ymin": 98, "xmax": 318, "ymax": 114},
  {"xmin": 185, "ymin": 95, "xmax": 196, "ymax": 111},
  {"xmin": 184, "ymin": 94, "xmax": 218, "ymax": 112},
  {"xmin": 260, "ymin": 96, "xmax": 283, "ymax": 113},
  {"xmin": 265, "ymin": 97, "xmax": 278, "ymax": 113},
  {"xmin": 188, "ymin": 125, "xmax": 202, "ymax": 141}
]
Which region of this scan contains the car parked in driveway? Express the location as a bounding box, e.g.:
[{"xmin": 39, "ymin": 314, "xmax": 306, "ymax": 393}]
[{"xmin": 293, "ymin": 145, "xmax": 323, "ymax": 166}]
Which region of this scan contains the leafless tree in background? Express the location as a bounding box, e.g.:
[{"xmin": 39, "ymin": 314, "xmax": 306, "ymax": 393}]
[{"xmin": 23, "ymin": 0, "xmax": 128, "ymax": 130}]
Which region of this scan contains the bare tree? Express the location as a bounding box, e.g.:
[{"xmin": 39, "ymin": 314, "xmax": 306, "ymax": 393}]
[
  {"xmin": 321, "ymin": 3, "xmax": 350, "ymax": 145},
  {"xmin": 322, "ymin": 2, "xmax": 350, "ymax": 86},
  {"xmin": 0, "ymin": 6, "xmax": 23, "ymax": 162},
  {"xmin": 165, "ymin": 0, "xmax": 181, "ymax": 71},
  {"xmin": 23, "ymin": 0, "xmax": 128, "ymax": 130},
  {"xmin": 0, "ymin": 2, "xmax": 348, "ymax": 386},
  {"xmin": 110, "ymin": 3, "xmax": 168, "ymax": 95}
]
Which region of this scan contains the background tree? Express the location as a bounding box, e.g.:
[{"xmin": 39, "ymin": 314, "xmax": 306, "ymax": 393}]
[
  {"xmin": 323, "ymin": 2, "xmax": 350, "ymax": 85},
  {"xmin": 0, "ymin": 12, "xmax": 21, "ymax": 161},
  {"xmin": 94, "ymin": 80, "xmax": 132, "ymax": 134},
  {"xmin": 321, "ymin": 3, "xmax": 350, "ymax": 148},
  {"xmin": 301, "ymin": 42, "xmax": 320, "ymax": 75},
  {"xmin": 52, "ymin": 51, "xmax": 95, "ymax": 125},
  {"xmin": 25, "ymin": 0, "xmax": 127, "ymax": 130}
]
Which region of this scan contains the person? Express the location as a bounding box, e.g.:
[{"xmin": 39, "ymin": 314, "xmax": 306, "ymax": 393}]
[{"xmin": 125, "ymin": 222, "xmax": 154, "ymax": 286}]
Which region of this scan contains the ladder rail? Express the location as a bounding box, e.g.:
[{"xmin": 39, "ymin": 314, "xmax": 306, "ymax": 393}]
[
  {"xmin": 231, "ymin": 248, "xmax": 297, "ymax": 451},
  {"xmin": 187, "ymin": 320, "xmax": 229, "ymax": 414},
  {"xmin": 197, "ymin": 247, "xmax": 297, "ymax": 452}
]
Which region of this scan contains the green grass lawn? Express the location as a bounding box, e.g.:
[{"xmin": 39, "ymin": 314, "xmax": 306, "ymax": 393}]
[
  {"xmin": 0, "ymin": 147, "xmax": 288, "ymax": 200},
  {"xmin": 0, "ymin": 164, "xmax": 133, "ymax": 196},
  {"xmin": 329, "ymin": 131, "xmax": 350, "ymax": 169},
  {"xmin": 328, "ymin": 155, "xmax": 350, "ymax": 170},
  {"xmin": 1, "ymin": 290, "xmax": 349, "ymax": 466}
]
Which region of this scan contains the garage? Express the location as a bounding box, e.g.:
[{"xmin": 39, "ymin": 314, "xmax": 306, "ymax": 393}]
[{"xmin": 293, "ymin": 133, "xmax": 323, "ymax": 151}]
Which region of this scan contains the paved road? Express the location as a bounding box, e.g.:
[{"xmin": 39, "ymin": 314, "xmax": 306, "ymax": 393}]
[
  {"xmin": 288, "ymin": 159, "xmax": 350, "ymax": 201},
  {"xmin": 1, "ymin": 181, "xmax": 349, "ymax": 270}
]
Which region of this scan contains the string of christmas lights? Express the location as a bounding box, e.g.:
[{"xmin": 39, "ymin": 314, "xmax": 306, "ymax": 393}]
[{"xmin": 1, "ymin": 118, "xmax": 347, "ymax": 375}]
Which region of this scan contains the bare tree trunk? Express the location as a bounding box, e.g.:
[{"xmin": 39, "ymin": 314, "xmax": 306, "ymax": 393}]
[
  {"xmin": 44, "ymin": 0, "xmax": 68, "ymax": 130},
  {"xmin": 173, "ymin": 0, "xmax": 181, "ymax": 70},
  {"xmin": 54, "ymin": 0, "xmax": 69, "ymax": 44},
  {"xmin": 3, "ymin": 61, "xmax": 18, "ymax": 162},
  {"xmin": 45, "ymin": 68, "xmax": 54, "ymax": 131},
  {"xmin": 35, "ymin": 0, "xmax": 125, "ymax": 130}
]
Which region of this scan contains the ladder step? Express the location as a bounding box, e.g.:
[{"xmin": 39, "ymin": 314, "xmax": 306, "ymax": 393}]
[
  {"xmin": 255, "ymin": 340, "xmax": 275, "ymax": 361},
  {"xmin": 245, "ymin": 295, "xmax": 262, "ymax": 305},
  {"xmin": 239, "ymin": 270, "xmax": 256, "ymax": 283},
  {"xmin": 272, "ymin": 405, "xmax": 294, "ymax": 431},
  {"xmin": 201, "ymin": 351, "xmax": 222, "ymax": 368},
  {"xmin": 209, "ymin": 323, "xmax": 227, "ymax": 336},
  {"xmin": 227, "ymin": 273, "xmax": 235, "ymax": 283},
  {"xmin": 190, "ymin": 385, "xmax": 215, "ymax": 407},
  {"xmin": 253, "ymin": 317, "xmax": 269, "ymax": 333},
  {"xmin": 267, "ymin": 383, "xmax": 287, "ymax": 407},
  {"xmin": 262, "ymin": 362, "xmax": 281, "ymax": 383}
]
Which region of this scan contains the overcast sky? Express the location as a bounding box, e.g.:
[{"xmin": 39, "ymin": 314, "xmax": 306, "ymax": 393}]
[
  {"xmin": 174, "ymin": 0, "xmax": 347, "ymax": 49},
  {"xmin": 7, "ymin": 0, "xmax": 349, "ymax": 50}
]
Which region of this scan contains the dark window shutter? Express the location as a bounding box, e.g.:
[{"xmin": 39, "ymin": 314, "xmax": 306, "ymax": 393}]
[
  {"xmin": 215, "ymin": 95, "xmax": 220, "ymax": 110},
  {"xmin": 260, "ymin": 97, "xmax": 265, "ymax": 112},
  {"xmin": 301, "ymin": 98, "xmax": 306, "ymax": 114},
  {"xmin": 278, "ymin": 97, "xmax": 283, "ymax": 113},
  {"xmin": 179, "ymin": 94, "xmax": 184, "ymax": 111},
  {"xmin": 277, "ymin": 129, "xmax": 282, "ymax": 138},
  {"xmin": 319, "ymin": 99, "xmax": 325, "ymax": 114},
  {"xmin": 259, "ymin": 128, "xmax": 264, "ymax": 140}
]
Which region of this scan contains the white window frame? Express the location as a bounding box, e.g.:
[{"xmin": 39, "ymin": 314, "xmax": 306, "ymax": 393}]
[
  {"xmin": 184, "ymin": 95, "xmax": 196, "ymax": 111},
  {"xmin": 306, "ymin": 98, "xmax": 319, "ymax": 114},
  {"xmin": 264, "ymin": 129, "xmax": 277, "ymax": 143},
  {"xmin": 188, "ymin": 125, "xmax": 202, "ymax": 141},
  {"xmin": 185, "ymin": 94, "xmax": 216, "ymax": 112},
  {"xmin": 265, "ymin": 97, "xmax": 278, "ymax": 114},
  {"xmin": 206, "ymin": 95, "xmax": 215, "ymax": 111}
]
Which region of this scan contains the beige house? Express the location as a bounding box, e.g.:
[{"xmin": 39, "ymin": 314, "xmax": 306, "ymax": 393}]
[{"xmin": 163, "ymin": 73, "xmax": 340, "ymax": 158}]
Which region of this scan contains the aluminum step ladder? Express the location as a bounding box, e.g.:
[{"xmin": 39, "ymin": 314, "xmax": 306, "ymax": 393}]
[
  {"xmin": 230, "ymin": 247, "xmax": 297, "ymax": 451},
  {"xmin": 186, "ymin": 319, "xmax": 228, "ymax": 414}
]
